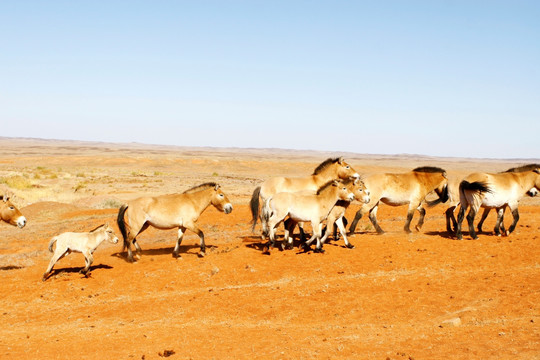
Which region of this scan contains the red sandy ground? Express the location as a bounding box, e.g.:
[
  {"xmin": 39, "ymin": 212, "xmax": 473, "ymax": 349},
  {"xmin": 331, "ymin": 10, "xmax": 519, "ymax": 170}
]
[
  {"xmin": 0, "ymin": 139, "xmax": 539, "ymax": 359},
  {"xmin": 1, "ymin": 202, "xmax": 539, "ymax": 359}
]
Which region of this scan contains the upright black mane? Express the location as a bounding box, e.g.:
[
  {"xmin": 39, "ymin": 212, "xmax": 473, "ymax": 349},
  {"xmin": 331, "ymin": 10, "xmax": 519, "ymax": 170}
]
[
  {"xmin": 503, "ymin": 164, "xmax": 540, "ymax": 173},
  {"xmin": 312, "ymin": 157, "xmax": 341, "ymax": 175},
  {"xmin": 412, "ymin": 166, "xmax": 446, "ymax": 174},
  {"xmin": 316, "ymin": 180, "xmax": 337, "ymax": 194},
  {"xmin": 183, "ymin": 182, "xmax": 218, "ymax": 194},
  {"xmin": 89, "ymin": 224, "xmax": 106, "ymax": 232}
]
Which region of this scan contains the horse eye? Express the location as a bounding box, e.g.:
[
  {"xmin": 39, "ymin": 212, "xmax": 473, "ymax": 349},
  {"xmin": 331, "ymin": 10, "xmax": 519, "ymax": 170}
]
[
  {"xmin": 9, "ymin": 206, "xmax": 14, "ymax": 210},
  {"xmin": 219, "ymin": 194, "xmax": 224, "ymax": 197},
  {"xmin": 346, "ymin": 166, "xmax": 350, "ymax": 169}
]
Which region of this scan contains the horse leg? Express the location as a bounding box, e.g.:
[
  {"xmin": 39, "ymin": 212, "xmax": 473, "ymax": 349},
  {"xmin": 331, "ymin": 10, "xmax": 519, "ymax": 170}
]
[
  {"xmin": 466, "ymin": 207, "xmax": 478, "ymax": 240},
  {"xmin": 80, "ymin": 250, "xmax": 93, "ymax": 276},
  {"xmin": 369, "ymin": 205, "xmax": 385, "ymax": 234},
  {"xmin": 185, "ymin": 223, "xmax": 206, "ymax": 257},
  {"xmin": 476, "ymin": 208, "xmax": 490, "ymax": 233},
  {"xmin": 415, "ymin": 205, "xmax": 426, "ymax": 232},
  {"xmin": 43, "ymin": 248, "xmax": 68, "ymax": 281},
  {"xmin": 336, "ymin": 216, "xmax": 353, "ymax": 249},
  {"xmin": 493, "ymin": 207, "xmax": 504, "ymax": 236},
  {"xmin": 455, "ymin": 205, "xmax": 466, "ymax": 240},
  {"xmin": 313, "ymin": 223, "xmax": 325, "ymax": 253},
  {"xmin": 349, "ymin": 209, "xmax": 364, "ymax": 233},
  {"xmin": 173, "ymin": 226, "xmax": 186, "ymax": 258},
  {"xmin": 445, "ymin": 206, "xmax": 455, "ymax": 233},
  {"xmin": 507, "ymin": 206, "xmax": 520, "ymax": 235},
  {"xmin": 283, "ymin": 218, "xmax": 296, "ymax": 250},
  {"xmin": 499, "ymin": 210, "xmax": 507, "ymax": 235}
]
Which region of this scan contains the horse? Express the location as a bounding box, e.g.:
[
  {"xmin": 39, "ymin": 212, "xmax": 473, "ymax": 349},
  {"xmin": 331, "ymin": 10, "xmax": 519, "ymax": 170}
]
[
  {"xmin": 445, "ymin": 167, "xmax": 539, "ymax": 234},
  {"xmin": 261, "ymin": 179, "xmax": 355, "ymax": 253},
  {"xmin": 348, "ymin": 167, "xmax": 449, "ymax": 234},
  {"xmin": 250, "ymin": 157, "xmax": 359, "ymax": 233},
  {"xmin": 283, "ymin": 177, "xmax": 370, "ymax": 249},
  {"xmin": 117, "ymin": 182, "xmax": 233, "ymax": 262},
  {"xmin": 456, "ymin": 164, "xmax": 540, "ymax": 240},
  {"xmin": 42, "ymin": 223, "xmax": 118, "ymax": 281},
  {"xmin": 0, "ymin": 194, "xmax": 26, "ymax": 228}
]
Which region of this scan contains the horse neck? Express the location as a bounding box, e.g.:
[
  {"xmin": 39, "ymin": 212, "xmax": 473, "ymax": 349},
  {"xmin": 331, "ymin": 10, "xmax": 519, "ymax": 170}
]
[
  {"xmin": 516, "ymin": 172, "xmax": 539, "ymax": 192},
  {"xmin": 420, "ymin": 173, "xmax": 444, "ymax": 192},
  {"xmin": 190, "ymin": 189, "xmax": 214, "ymax": 214},
  {"xmin": 89, "ymin": 230, "xmax": 108, "ymax": 249},
  {"xmin": 312, "ymin": 166, "xmax": 340, "ymax": 186},
  {"xmin": 317, "ymin": 186, "xmax": 342, "ymax": 211}
]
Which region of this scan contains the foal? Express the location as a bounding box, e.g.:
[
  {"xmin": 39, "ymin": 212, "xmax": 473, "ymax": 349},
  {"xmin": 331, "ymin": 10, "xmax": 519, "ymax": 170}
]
[{"xmin": 43, "ymin": 223, "xmax": 118, "ymax": 281}]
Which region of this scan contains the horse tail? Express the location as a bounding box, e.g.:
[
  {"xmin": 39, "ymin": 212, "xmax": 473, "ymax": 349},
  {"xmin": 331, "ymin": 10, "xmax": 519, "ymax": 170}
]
[
  {"xmin": 48, "ymin": 237, "xmax": 57, "ymax": 253},
  {"xmin": 427, "ymin": 184, "xmax": 450, "ymax": 207},
  {"xmin": 261, "ymin": 198, "xmax": 273, "ymax": 237},
  {"xmin": 459, "ymin": 180, "xmax": 491, "ymax": 195},
  {"xmin": 458, "ymin": 180, "xmax": 491, "ymax": 208},
  {"xmin": 250, "ymin": 186, "xmax": 261, "ymax": 232},
  {"xmin": 117, "ymin": 204, "xmax": 129, "ymax": 250}
]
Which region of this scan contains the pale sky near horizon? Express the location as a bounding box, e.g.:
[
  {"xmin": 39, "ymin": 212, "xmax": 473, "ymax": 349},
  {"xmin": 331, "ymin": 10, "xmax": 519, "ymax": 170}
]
[{"xmin": 1, "ymin": 1, "xmax": 539, "ymax": 159}]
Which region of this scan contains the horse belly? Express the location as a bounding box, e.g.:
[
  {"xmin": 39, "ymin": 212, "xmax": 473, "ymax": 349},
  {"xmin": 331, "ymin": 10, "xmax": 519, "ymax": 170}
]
[
  {"xmin": 481, "ymin": 193, "xmax": 509, "ymax": 208},
  {"xmin": 380, "ymin": 197, "xmax": 409, "ymax": 207}
]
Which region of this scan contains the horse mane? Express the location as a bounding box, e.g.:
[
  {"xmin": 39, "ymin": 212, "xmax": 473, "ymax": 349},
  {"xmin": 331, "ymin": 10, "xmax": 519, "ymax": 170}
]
[
  {"xmin": 503, "ymin": 164, "xmax": 540, "ymax": 173},
  {"xmin": 316, "ymin": 180, "xmax": 337, "ymax": 195},
  {"xmin": 89, "ymin": 224, "xmax": 106, "ymax": 232},
  {"xmin": 183, "ymin": 182, "xmax": 218, "ymax": 194},
  {"xmin": 312, "ymin": 157, "xmax": 341, "ymax": 175},
  {"xmin": 412, "ymin": 166, "xmax": 446, "ymax": 174}
]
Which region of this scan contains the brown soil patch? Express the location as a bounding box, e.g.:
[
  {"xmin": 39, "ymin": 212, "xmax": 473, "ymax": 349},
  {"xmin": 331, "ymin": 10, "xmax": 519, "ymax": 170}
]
[{"xmin": 0, "ymin": 138, "xmax": 539, "ymax": 359}]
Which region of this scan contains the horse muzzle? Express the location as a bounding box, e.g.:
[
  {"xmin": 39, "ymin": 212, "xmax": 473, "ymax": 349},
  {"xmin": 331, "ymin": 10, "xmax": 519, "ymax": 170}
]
[
  {"xmin": 348, "ymin": 194, "xmax": 355, "ymax": 202},
  {"xmin": 224, "ymin": 204, "xmax": 233, "ymax": 214},
  {"xmin": 17, "ymin": 216, "xmax": 27, "ymax": 229},
  {"xmin": 362, "ymin": 195, "xmax": 370, "ymax": 204}
]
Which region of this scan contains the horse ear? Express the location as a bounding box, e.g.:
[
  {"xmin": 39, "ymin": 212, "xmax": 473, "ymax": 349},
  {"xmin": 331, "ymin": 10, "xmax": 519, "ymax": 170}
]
[
  {"xmin": 332, "ymin": 180, "xmax": 339, "ymax": 186},
  {"xmin": 214, "ymin": 184, "xmax": 221, "ymax": 191},
  {"xmin": 338, "ymin": 157, "xmax": 344, "ymax": 164},
  {"xmin": 534, "ymin": 168, "xmax": 540, "ymax": 174},
  {"xmin": 2, "ymin": 194, "xmax": 8, "ymax": 202}
]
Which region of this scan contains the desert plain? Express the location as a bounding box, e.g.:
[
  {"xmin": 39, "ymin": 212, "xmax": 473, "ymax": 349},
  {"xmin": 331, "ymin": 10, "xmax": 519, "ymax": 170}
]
[{"xmin": 0, "ymin": 137, "xmax": 539, "ymax": 359}]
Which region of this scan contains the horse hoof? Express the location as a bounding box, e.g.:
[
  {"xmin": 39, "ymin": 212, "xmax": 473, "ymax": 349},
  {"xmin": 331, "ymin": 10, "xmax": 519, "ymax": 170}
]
[
  {"xmin": 198, "ymin": 252, "xmax": 206, "ymax": 258},
  {"xmin": 346, "ymin": 244, "xmax": 355, "ymax": 249}
]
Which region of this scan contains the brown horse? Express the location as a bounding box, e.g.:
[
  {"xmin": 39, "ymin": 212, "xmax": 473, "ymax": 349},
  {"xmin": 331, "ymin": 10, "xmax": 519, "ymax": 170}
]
[
  {"xmin": 0, "ymin": 194, "xmax": 26, "ymax": 228},
  {"xmin": 117, "ymin": 183, "xmax": 233, "ymax": 261},
  {"xmin": 348, "ymin": 167, "xmax": 448, "ymax": 234},
  {"xmin": 262, "ymin": 180, "xmax": 355, "ymax": 253},
  {"xmin": 250, "ymin": 157, "xmax": 359, "ymax": 233},
  {"xmin": 456, "ymin": 164, "xmax": 540, "ymax": 240}
]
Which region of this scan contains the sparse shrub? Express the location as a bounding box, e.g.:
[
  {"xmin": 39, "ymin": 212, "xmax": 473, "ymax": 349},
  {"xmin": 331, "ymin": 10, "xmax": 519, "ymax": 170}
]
[
  {"xmin": 212, "ymin": 172, "xmax": 219, "ymax": 177},
  {"xmin": 154, "ymin": 171, "xmax": 164, "ymax": 176},
  {"xmin": 100, "ymin": 198, "xmax": 124, "ymax": 209},
  {"xmin": 76, "ymin": 173, "xmax": 86, "ymax": 178},
  {"xmin": 0, "ymin": 176, "xmax": 33, "ymax": 190},
  {"xmin": 73, "ymin": 182, "xmax": 87, "ymax": 192}
]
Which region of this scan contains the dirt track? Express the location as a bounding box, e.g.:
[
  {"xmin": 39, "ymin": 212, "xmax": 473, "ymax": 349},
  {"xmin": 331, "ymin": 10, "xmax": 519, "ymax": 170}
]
[{"xmin": 1, "ymin": 138, "xmax": 539, "ymax": 359}]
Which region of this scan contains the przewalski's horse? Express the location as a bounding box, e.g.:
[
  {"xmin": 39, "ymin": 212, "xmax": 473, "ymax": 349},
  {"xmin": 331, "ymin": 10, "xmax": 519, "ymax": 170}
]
[
  {"xmin": 43, "ymin": 223, "xmax": 118, "ymax": 281},
  {"xmin": 318, "ymin": 177, "xmax": 370, "ymax": 248},
  {"xmin": 283, "ymin": 177, "xmax": 370, "ymax": 249},
  {"xmin": 262, "ymin": 180, "xmax": 355, "ymax": 253},
  {"xmin": 250, "ymin": 157, "xmax": 359, "ymax": 233},
  {"xmin": 445, "ymin": 166, "xmax": 539, "ymax": 234},
  {"xmin": 0, "ymin": 194, "xmax": 26, "ymax": 228},
  {"xmin": 117, "ymin": 183, "xmax": 233, "ymax": 262},
  {"xmin": 456, "ymin": 164, "xmax": 540, "ymax": 240},
  {"xmin": 348, "ymin": 167, "xmax": 449, "ymax": 234}
]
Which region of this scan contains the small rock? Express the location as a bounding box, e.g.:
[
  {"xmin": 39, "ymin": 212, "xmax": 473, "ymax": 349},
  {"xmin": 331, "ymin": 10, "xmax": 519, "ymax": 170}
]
[{"xmin": 441, "ymin": 317, "xmax": 462, "ymax": 327}]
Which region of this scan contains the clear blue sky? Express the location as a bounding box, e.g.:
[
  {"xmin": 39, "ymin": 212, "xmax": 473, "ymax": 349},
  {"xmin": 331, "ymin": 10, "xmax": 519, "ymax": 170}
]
[{"xmin": 1, "ymin": 1, "xmax": 539, "ymax": 159}]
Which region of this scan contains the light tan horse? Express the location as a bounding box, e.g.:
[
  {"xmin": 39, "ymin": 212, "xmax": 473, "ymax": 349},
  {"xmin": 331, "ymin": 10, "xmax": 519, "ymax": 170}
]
[
  {"xmin": 348, "ymin": 167, "xmax": 449, "ymax": 234},
  {"xmin": 117, "ymin": 183, "xmax": 233, "ymax": 261},
  {"xmin": 445, "ymin": 167, "xmax": 539, "ymax": 234},
  {"xmin": 250, "ymin": 157, "xmax": 359, "ymax": 233},
  {"xmin": 283, "ymin": 177, "xmax": 370, "ymax": 249},
  {"xmin": 456, "ymin": 164, "xmax": 540, "ymax": 240},
  {"xmin": 0, "ymin": 194, "xmax": 26, "ymax": 228},
  {"xmin": 43, "ymin": 223, "xmax": 118, "ymax": 281},
  {"xmin": 262, "ymin": 180, "xmax": 355, "ymax": 253}
]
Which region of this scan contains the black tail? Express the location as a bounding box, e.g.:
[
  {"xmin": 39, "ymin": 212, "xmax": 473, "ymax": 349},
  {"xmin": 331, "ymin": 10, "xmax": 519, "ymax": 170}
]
[
  {"xmin": 459, "ymin": 180, "xmax": 492, "ymax": 195},
  {"xmin": 250, "ymin": 186, "xmax": 261, "ymax": 232},
  {"xmin": 427, "ymin": 184, "xmax": 450, "ymax": 207},
  {"xmin": 117, "ymin": 204, "xmax": 129, "ymax": 250}
]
